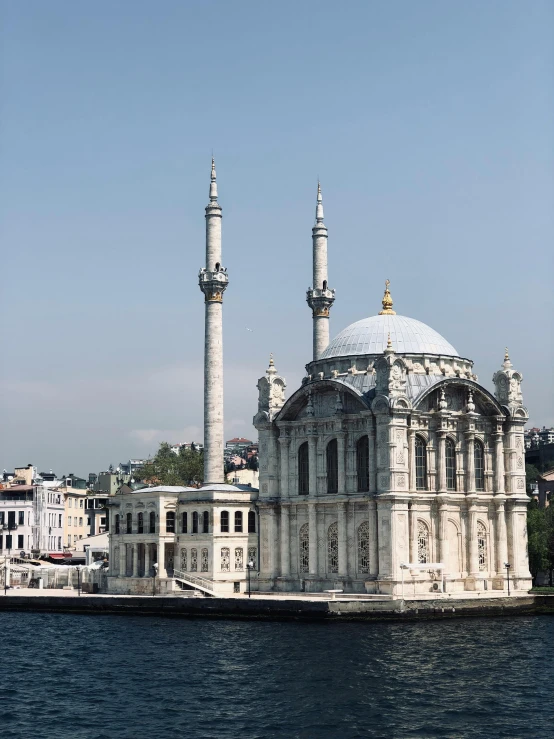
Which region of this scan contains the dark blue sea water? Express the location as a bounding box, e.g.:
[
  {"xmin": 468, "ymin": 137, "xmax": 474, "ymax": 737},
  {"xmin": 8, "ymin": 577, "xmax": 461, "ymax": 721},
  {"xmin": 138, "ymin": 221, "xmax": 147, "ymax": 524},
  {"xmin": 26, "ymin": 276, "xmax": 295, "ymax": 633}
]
[{"xmin": 0, "ymin": 613, "xmax": 552, "ymax": 739}]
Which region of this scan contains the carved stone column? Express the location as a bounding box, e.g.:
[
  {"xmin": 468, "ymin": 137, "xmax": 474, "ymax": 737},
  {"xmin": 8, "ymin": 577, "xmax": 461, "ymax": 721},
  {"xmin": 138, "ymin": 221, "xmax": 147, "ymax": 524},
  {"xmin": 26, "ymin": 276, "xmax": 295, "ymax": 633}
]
[
  {"xmin": 345, "ymin": 434, "xmax": 356, "ymax": 493},
  {"xmin": 337, "ymin": 433, "xmax": 346, "ymax": 494},
  {"xmin": 467, "ymin": 503, "xmax": 479, "ymax": 577},
  {"xmin": 279, "ymin": 437, "xmax": 290, "ymax": 498},
  {"xmin": 338, "ymin": 501, "xmax": 347, "ymax": 577},
  {"xmin": 438, "ymin": 498, "xmax": 449, "ymax": 571},
  {"xmin": 132, "ymin": 544, "xmax": 139, "ymax": 577},
  {"xmin": 368, "ymin": 426, "xmax": 377, "ymax": 492},
  {"xmin": 280, "ymin": 506, "xmax": 290, "ymax": 577},
  {"xmin": 494, "ymin": 430, "xmax": 505, "ymax": 494},
  {"xmin": 144, "ymin": 542, "xmax": 151, "ymax": 577},
  {"xmin": 408, "ymin": 430, "xmax": 416, "ymax": 492},
  {"xmin": 158, "ymin": 540, "xmax": 166, "ymax": 577},
  {"xmin": 308, "ymin": 435, "xmax": 317, "ymax": 496},
  {"xmin": 268, "ymin": 509, "xmax": 278, "ymax": 577},
  {"xmin": 409, "ymin": 501, "xmax": 418, "ymax": 565},
  {"xmin": 465, "ymin": 433, "xmax": 476, "ymax": 493},
  {"xmin": 437, "ymin": 432, "xmax": 446, "ymax": 493},
  {"xmin": 368, "ymin": 499, "xmax": 378, "ymax": 576},
  {"xmin": 495, "ymin": 499, "xmax": 508, "ymax": 576},
  {"xmin": 119, "ymin": 542, "xmax": 126, "ymax": 577},
  {"xmin": 308, "ymin": 503, "xmax": 318, "ymax": 576}
]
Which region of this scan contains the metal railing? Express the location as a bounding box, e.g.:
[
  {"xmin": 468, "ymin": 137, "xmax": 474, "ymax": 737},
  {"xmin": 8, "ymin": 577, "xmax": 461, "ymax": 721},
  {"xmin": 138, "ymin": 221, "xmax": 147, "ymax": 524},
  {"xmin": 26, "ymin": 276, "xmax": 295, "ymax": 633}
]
[{"xmin": 173, "ymin": 569, "xmax": 215, "ymax": 594}]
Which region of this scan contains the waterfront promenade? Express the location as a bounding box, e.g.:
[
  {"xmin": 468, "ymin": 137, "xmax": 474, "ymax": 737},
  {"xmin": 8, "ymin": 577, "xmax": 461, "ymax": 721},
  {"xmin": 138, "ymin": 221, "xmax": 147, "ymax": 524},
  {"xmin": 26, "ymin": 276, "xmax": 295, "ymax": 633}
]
[{"xmin": 0, "ymin": 588, "xmax": 551, "ymax": 621}]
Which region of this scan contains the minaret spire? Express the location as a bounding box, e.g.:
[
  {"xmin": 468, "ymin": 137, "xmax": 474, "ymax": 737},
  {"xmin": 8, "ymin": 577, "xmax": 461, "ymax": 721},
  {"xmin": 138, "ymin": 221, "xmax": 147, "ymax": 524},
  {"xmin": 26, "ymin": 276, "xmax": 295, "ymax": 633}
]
[
  {"xmin": 307, "ymin": 182, "xmax": 335, "ymax": 360},
  {"xmin": 199, "ymin": 158, "xmax": 228, "ymax": 483}
]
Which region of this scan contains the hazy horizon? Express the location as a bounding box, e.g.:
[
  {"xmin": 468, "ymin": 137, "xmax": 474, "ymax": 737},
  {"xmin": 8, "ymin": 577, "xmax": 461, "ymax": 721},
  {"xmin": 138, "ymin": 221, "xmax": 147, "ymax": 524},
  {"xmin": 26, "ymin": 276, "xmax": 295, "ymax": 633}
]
[{"xmin": 1, "ymin": 1, "xmax": 552, "ymax": 476}]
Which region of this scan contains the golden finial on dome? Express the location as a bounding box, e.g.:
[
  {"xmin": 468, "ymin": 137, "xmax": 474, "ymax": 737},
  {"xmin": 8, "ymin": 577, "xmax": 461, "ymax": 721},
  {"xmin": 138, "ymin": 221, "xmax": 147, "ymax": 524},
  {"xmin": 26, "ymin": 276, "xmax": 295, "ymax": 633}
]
[{"xmin": 378, "ymin": 279, "xmax": 396, "ymax": 315}]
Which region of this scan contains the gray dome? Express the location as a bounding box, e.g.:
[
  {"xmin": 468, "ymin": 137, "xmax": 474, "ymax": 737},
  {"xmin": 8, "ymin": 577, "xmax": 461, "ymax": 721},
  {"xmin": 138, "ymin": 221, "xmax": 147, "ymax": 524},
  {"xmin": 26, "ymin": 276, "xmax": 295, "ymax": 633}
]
[{"xmin": 320, "ymin": 314, "xmax": 459, "ymax": 359}]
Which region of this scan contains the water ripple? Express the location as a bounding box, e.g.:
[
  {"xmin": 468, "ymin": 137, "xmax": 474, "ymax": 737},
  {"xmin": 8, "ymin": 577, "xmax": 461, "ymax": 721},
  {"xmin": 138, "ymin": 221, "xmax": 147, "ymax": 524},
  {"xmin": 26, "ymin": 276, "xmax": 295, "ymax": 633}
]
[{"xmin": 0, "ymin": 613, "xmax": 552, "ymax": 738}]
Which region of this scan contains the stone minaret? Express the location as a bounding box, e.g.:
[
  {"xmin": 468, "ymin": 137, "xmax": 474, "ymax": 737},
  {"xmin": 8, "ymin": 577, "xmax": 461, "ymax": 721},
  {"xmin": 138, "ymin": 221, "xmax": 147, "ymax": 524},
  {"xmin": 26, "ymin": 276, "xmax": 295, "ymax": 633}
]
[
  {"xmin": 198, "ymin": 159, "xmax": 228, "ymax": 483},
  {"xmin": 306, "ymin": 183, "xmax": 335, "ymax": 360}
]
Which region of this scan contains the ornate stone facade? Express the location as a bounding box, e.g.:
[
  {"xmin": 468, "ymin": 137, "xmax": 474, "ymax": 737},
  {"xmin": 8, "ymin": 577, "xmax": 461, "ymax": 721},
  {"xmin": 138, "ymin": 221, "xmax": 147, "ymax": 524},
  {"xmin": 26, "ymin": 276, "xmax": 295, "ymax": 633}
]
[{"xmin": 254, "ymin": 284, "xmax": 532, "ymax": 596}]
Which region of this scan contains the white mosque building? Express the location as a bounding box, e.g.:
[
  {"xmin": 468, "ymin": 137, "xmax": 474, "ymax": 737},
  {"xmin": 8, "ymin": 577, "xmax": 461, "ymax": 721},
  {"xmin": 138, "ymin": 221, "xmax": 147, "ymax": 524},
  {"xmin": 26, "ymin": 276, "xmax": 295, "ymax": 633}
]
[{"xmin": 107, "ymin": 163, "xmax": 532, "ymax": 597}]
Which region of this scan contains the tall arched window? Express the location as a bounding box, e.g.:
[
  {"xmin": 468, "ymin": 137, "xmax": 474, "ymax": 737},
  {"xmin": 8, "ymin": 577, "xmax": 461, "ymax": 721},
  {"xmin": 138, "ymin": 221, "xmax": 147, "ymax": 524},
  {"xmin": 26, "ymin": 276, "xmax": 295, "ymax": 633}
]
[
  {"xmin": 326, "ymin": 439, "xmax": 338, "ymax": 494},
  {"xmin": 137, "ymin": 512, "xmax": 144, "ymax": 534},
  {"xmin": 190, "ymin": 548, "xmax": 198, "ymax": 571},
  {"xmin": 202, "ymin": 511, "xmax": 209, "ymax": 533},
  {"xmin": 192, "ymin": 511, "xmax": 199, "ymax": 534},
  {"xmin": 357, "ymin": 521, "xmax": 370, "ymax": 574},
  {"xmin": 149, "ymin": 511, "xmax": 155, "ymax": 533},
  {"xmin": 445, "ymin": 439, "xmax": 456, "ymax": 491},
  {"xmin": 180, "ymin": 547, "xmax": 187, "ymax": 571},
  {"xmin": 126, "ymin": 512, "xmax": 132, "ymax": 534},
  {"xmin": 248, "ymin": 511, "xmax": 256, "ymax": 533},
  {"xmin": 182, "ymin": 512, "xmax": 188, "ymax": 534},
  {"xmin": 356, "ymin": 436, "xmax": 370, "ymax": 492},
  {"xmin": 417, "ymin": 521, "xmax": 430, "ymax": 564},
  {"xmin": 298, "ymin": 442, "xmax": 309, "ymax": 494},
  {"xmin": 114, "ymin": 514, "xmax": 120, "ymax": 535},
  {"xmin": 415, "ymin": 437, "xmax": 427, "ymax": 491},
  {"xmin": 327, "ymin": 522, "xmax": 338, "ymax": 573},
  {"xmin": 474, "ymin": 441, "xmax": 485, "ymax": 492},
  {"xmin": 299, "ymin": 523, "xmax": 309, "ymax": 573},
  {"xmin": 234, "ymin": 511, "xmax": 243, "ymax": 532},
  {"xmin": 477, "ymin": 521, "xmax": 487, "ymax": 570},
  {"xmin": 220, "ymin": 510, "xmax": 229, "ymax": 533},
  {"xmin": 166, "ymin": 511, "xmax": 175, "ymax": 533}
]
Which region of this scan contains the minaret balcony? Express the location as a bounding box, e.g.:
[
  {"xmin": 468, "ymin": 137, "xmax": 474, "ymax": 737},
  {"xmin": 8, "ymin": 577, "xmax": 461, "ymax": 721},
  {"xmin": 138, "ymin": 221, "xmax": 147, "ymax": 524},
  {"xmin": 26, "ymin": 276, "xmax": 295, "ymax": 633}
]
[
  {"xmin": 199, "ymin": 267, "xmax": 229, "ymax": 303},
  {"xmin": 307, "ymin": 287, "xmax": 335, "ymax": 317}
]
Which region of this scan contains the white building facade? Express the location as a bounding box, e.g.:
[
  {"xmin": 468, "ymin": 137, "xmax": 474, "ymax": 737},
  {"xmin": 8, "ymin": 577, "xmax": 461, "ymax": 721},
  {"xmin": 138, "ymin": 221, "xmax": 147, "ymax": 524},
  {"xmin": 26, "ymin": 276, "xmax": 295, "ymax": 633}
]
[{"xmin": 253, "ymin": 186, "xmax": 531, "ymax": 596}]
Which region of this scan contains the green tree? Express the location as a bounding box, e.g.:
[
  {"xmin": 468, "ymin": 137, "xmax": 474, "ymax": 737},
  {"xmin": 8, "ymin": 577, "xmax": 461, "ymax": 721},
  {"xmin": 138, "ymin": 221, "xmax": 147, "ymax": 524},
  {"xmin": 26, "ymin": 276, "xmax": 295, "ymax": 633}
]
[
  {"xmin": 525, "ymin": 464, "xmax": 540, "ymax": 492},
  {"xmin": 136, "ymin": 442, "xmax": 204, "ymax": 486},
  {"xmin": 527, "ymin": 499, "xmax": 549, "ymax": 583}
]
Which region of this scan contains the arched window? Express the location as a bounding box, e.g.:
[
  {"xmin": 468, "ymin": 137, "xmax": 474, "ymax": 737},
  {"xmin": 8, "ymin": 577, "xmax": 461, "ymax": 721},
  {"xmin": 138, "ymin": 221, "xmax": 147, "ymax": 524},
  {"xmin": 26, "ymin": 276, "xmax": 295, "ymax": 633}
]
[
  {"xmin": 474, "ymin": 441, "xmax": 485, "ymax": 492},
  {"xmin": 126, "ymin": 512, "xmax": 132, "ymax": 534},
  {"xmin": 234, "ymin": 511, "xmax": 243, "ymax": 533},
  {"xmin": 417, "ymin": 521, "xmax": 430, "ymax": 564},
  {"xmin": 192, "ymin": 511, "xmax": 199, "ymax": 534},
  {"xmin": 356, "ymin": 436, "xmax": 370, "ymax": 492},
  {"xmin": 221, "ymin": 547, "xmax": 230, "ymax": 572},
  {"xmin": 298, "ymin": 442, "xmax": 309, "ymax": 494},
  {"xmin": 248, "ymin": 511, "xmax": 256, "ymax": 533},
  {"xmin": 182, "ymin": 512, "xmax": 188, "ymax": 534},
  {"xmin": 137, "ymin": 512, "xmax": 144, "ymax": 534},
  {"xmin": 357, "ymin": 521, "xmax": 370, "ymax": 574},
  {"xmin": 477, "ymin": 521, "xmax": 487, "ymax": 570},
  {"xmin": 190, "ymin": 548, "xmax": 198, "ymax": 571},
  {"xmin": 220, "ymin": 510, "xmax": 229, "ymax": 533},
  {"xmin": 149, "ymin": 511, "xmax": 155, "ymax": 533},
  {"xmin": 202, "ymin": 511, "xmax": 209, "ymax": 534},
  {"xmin": 326, "ymin": 439, "xmax": 338, "ymax": 494},
  {"xmin": 180, "ymin": 548, "xmax": 187, "ymax": 571},
  {"xmin": 445, "ymin": 439, "xmax": 456, "ymax": 491},
  {"xmin": 299, "ymin": 523, "xmax": 309, "ymax": 573},
  {"xmin": 201, "ymin": 548, "xmax": 209, "ymax": 572},
  {"xmin": 327, "ymin": 522, "xmax": 338, "ymax": 574},
  {"xmin": 415, "ymin": 437, "xmax": 427, "ymax": 491},
  {"xmin": 114, "ymin": 514, "xmax": 120, "ymax": 535},
  {"xmin": 166, "ymin": 511, "xmax": 175, "ymax": 533}
]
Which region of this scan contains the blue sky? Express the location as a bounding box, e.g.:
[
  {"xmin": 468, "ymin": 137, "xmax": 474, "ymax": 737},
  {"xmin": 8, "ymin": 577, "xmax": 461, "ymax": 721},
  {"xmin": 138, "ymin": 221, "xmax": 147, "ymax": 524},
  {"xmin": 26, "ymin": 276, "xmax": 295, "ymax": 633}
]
[{"xmin": 1, "ymin": 1, "xmax": 552, "ymax": 475}]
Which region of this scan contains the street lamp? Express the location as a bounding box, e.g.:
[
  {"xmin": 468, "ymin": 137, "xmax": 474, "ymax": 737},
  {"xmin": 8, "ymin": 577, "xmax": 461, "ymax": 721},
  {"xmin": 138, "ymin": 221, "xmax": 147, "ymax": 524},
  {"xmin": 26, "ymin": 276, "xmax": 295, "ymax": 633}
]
[
  {"xmin": 246, "ymin": 560, "xmax": 254, "ymax": 598},
  {"xmin": 76, "ymin": 565, "xmax": 82, "ymax": 597},
  {"xmin": 152, "ymin": 562, "xmax": 158, "ymax": 597},
  {"xmin": 504, "ymin": 562, "xmax": 511, "ymax": 596}
]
